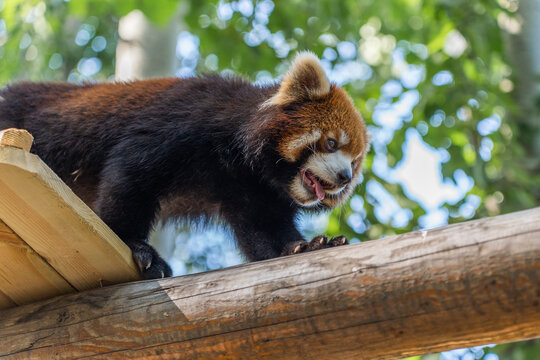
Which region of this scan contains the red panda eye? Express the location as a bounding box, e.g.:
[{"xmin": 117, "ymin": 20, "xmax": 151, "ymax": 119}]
[{"xmin": 325, "ymin": 138, "xmax": 338, "ymax": 152}]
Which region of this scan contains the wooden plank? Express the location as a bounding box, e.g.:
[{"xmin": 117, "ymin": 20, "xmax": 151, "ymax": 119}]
[
  {"xmin": 0, "ymin": 219, "xmax": 13, "ymax": 234},
  {"xmin": 0, "ymin": 133, "xmax": 140, "ymax": 291},
  {"xmin": 0, "ymin": 208, "xmax": 539, "ymax": 359},
  {"xmin": 0, "ymin": 128, "xmax": 33, "ymax": 152},
  {"xmin": 0, "ymin": 289, "xmax": 16, "ymax": 309},
  {"xmin": 0, "ymin": 229, "xmax": 74, "ymax": 308},
  {"xmin": 0, "ymin": 220, "xmax": 73, "ymax": 308}
]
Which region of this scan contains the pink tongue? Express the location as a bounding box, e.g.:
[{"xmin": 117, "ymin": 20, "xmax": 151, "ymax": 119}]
[{"xmin": 314, "ymin": 181, "xmax": 325, "ymax": 200}]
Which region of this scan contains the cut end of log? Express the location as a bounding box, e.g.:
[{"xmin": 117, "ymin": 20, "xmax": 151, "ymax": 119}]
[{"xmin": 0, "ymin": 128, "xmax": 34, "ymax": 152}]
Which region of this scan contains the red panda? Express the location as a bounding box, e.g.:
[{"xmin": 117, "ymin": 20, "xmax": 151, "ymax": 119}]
[{"xmin": 0, "ymin": 52, "xmax": 369, "ymax": 279}]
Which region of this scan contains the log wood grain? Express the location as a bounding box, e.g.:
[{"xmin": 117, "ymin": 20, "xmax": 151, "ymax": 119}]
[{"xmin": 0, "ymin": 208, "xmax": 539, "ymax": 359}]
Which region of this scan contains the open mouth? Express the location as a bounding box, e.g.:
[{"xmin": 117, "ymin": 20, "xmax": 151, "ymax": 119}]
[{"xmin": 301, "ymin": 170, "xmax": 337, "ymax": 201}]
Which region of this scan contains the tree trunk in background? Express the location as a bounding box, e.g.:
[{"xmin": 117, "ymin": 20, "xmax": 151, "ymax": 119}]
[
  {"xmin": 508, "ymin": 0, "xmax": 540, "ymax": 157},
  {"xmin": 503, "ymin": 0, "xmax": 540, "ymax": 208},
  {"xmin": 115, "ymin": 7, "xmax": 186, "ymax": 265},
  {"xmin": 115, "ymin": 8, "xmax": 183, "ymax": 80}
]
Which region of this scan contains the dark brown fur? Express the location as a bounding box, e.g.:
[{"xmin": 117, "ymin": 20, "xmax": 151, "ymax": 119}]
[{"xmin": 0, "ymin": 54, "xmax": 368, "ymax": 278}]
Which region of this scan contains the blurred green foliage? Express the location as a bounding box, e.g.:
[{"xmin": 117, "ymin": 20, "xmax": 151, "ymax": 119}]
[{"xmin": 1, "ymin": 0, "xmax": 539, "ymax": 359}]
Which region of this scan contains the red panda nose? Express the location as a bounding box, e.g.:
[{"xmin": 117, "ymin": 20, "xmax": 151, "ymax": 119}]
[{"xmin": 337, "ymin": 169, "xmax": 352, "ymax": 185}]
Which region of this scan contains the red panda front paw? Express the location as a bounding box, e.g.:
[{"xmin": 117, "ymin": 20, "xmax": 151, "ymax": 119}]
[
  {"xmin": 309, "ymin": 235, "xmax": 349, "ymax": 249},
  {"xmin": 282, "ymin": 235, "xmax": 349, "ymax": 256},
  {"xmin": 128, "ymin": 241, "xmax": 172, "ymax": 279}
]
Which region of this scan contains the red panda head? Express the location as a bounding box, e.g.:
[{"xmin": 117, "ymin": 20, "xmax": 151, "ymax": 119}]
[{"xmin": 264, "ymin": 52, "xmax": 370, "ymax": 209}]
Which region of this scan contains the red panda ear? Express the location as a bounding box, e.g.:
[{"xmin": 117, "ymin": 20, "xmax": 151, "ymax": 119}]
[{"xmin": 266, "ymin": 51, "xmax": 330, "ymax": 107}]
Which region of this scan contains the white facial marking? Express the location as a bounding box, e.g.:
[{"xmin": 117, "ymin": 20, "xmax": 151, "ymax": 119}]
[
  {"xmin": 305, "ymin": 150, "xmax": 352, "ymax": 182},
  {"xmin": 340, "ymin": 130, "xmax": 350, "ymax": 145},
  {"xmin": 290, "ymin": 149, "xmax": 358, "ymax": 206},
  {"xmin": 0, "ymin": 95, "xmax": 4, "ymax": 102},
  {"xmin": 285, "ymin": 129, "xmax": 321, "ymax": 159},
  {"xmin": 299, "ymin": 149, "xmax": 354, "ymax": 197}
]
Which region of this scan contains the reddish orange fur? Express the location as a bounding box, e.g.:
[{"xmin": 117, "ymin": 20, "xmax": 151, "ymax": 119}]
[
  {"xmin": 53, "ymin": 79, "xmax": 179, "ymax": 116},
  {"xmin": 0, "ymin": 52, "xmax": 369, "ymax": 278},
  {"xmin": 278, "ymin": 85, "xmax": 368, "ymax": 163}
]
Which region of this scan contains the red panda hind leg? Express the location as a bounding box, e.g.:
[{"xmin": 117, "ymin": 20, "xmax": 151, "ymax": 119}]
[{"xmin": 94, "ymin": 141, "xmax": 174, "ymax": 279}]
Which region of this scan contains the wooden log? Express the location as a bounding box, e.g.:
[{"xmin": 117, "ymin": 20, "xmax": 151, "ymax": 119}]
[
  {"xmin": 1, "ymin": 208, "xmax": 539, "ymax": 360},
  {"xmin": 0, "ymin": 128, "xmax": 140, "ymax": 296}
]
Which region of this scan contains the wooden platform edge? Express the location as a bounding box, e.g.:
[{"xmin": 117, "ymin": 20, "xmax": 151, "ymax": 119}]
[
  {"xmin": 0, "ymin": 208, "xmax": 539, "ymax": 359},
  {"xmin": 0, "ymin": 219, "xmax": 75, "ymax": 307},
  {"xmin": 0, "ymin": 128, "xmax": 140, "ymax": 294},
  {"xmin": 0, "ymin": 128, "xmax": 33, "ymax": 151}
]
